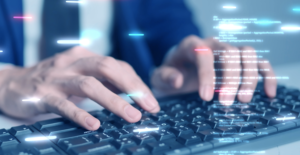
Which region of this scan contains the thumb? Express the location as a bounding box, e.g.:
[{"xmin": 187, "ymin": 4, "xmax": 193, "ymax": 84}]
[{"xmin": 151, "ymin": 66, "xmax": 184, "ymax": 90}]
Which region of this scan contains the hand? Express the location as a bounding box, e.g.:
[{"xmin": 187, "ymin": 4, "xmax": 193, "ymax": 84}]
[
  {"xmin": 151, "ymin": 35, "xmax": 277, "ymax": 105},
  {"xmin": 0, "ymin": 46, "xmax": 160, "ymax": 130}
]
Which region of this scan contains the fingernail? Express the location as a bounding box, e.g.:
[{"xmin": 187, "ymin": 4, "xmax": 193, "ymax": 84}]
[
  {"xmin": 145, "ymin": 93, "xmax": 158, "ymax": 110},
  {"xmin": 219, "ymin": 95, "xmax": 234, "ymax": 106},
  {"xmin": 124, "ymin": 105, "xmax": 141, "ymax": 120},
  {"xmin": 200, "ymin": 86, "xmax": 213, "ymax": 101},
  {"xmin": 269, "ymin": 85, "xmax": 277, "ymax": 97},
  {"xmin": 85, "ymin": 117, "xmax": 99, "ymax": 130}
]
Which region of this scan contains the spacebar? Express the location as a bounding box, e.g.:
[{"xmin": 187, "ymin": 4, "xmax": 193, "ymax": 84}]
[{"xmin": 69, "ymin": 141, "xmax": 116, "ymax": 155}]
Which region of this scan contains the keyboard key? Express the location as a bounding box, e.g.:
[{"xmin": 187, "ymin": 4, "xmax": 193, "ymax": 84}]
[
  {"xmin": 145, "ymin": 142, "xmax": 170, "ymax": 153},
  {"xmin": 168, "ymin": 110, "xmax": 188, "ymax": 118},
  {"xmin": 136, "ymin": 116, "xmax": 153, "ymax": 125},
  {"xmin": 230, "ymin": 132, "xmax": 256, "ymax": 141},
  {"xmin": 150, "ymin": 111, "xmax": 170, "ymax": 121},
  {"xmin": 112, "ymin": 120, "xmax": 136, "ymax": 129},
  {"xmin": 89, "ymin": 133, "xmax": 114, "ymax": 143},
  {"xmin": 69, "ymin": 141, "xmax": 116, "ymax": 155},
  {"xmin": 125, "ymin": 146, "xmax": 149, "ymax": 155},
  {"xmin": 53, "ymin": 129, "xmax": 96, "ymax": 143},
  {"xmin": 151, "ymin": 129, "xmax": 175, "ymax": 141},
  {"xmin": 169, "ymin": 125, "xmax": 193, "ymax": 137},
  {"xmin": 0, "ymin": 129, "xmax": 10, "ymax": 137},
  {"xmin": 132, "ymin": 133, "xmax": 156, "ymax": 145},
  {"xmin": 32, "ymin": 145, "xmax": 57, "ymax": 155},
  {"xmin": 166, "ymin": 118, "xmax": 187, "ymax": 126},
  {"xmin": 149, "ymin": 121, "xmax": 170, "ymax": 129},
  {"xmin": 10, "ymin": 125, "xmax": 32, "ymax": 136},
  {"xmin": 0, "ymin": 135, "xmax": 19, "ymax": 146},
  {"xmin": 99, "ymin": 123, "xmax": 118, "ymax": 133},
  {"xmin": 177, "ymin": 133, "xmax": 202, "ymax": 145},
  {"xmin": 164, "ymin": 147, "xmax": 190, "ymax": 155},
  {"xmin": 184, "ymin": 114, "xmax": 206, "ymax": 122},
  {"xmin": 234, "ymin": 122, "xmax": 254, "ymax": 132},
  {"xmin": 253, "ymin": 126, "xmax": 277, "ymax": 136},
  {"xmin": 188, "ymin": 107, "xmax": 203, "ymax": 114},
  {"xmin": 59, "ymin": 136, "xmax": 92, "ymax": 151},
  {"xmin": 205, "ymin": 117, "xmax": 228, "ymax": 129},
  {"xmin": 197, "ymin": 129, "xmax": 220, "ymax": 141},
  {"xmin": 112, "ymin": 137, "xmax": 136, "ymax": 149},
  {"xmin": 215, "ymin": 127, "xmax": 237, "ymax": 136},
  {"xmin": 270, "ymin": 102, "xmax": 292, "ymax": 113},
  {"xmin": 110, "ymin": 129, "xmax": 133, "ymax": 139},
  {"xmin": 187, "ymin": 142, "xmax": 213, "ymax": 153},
  {"xmin": 105, "ymin": 151, "xmax": 127, "ymax": 155},
  {"xmin": 255, "ymin": 106, "xmax": 277, "ymax": 115},
  {"xmin": 273, "ymin": 121, "xmax": 296, "ymax": 131},
  {"xmin": 188, "ymin": 121, "xmax": 211, "ymax": 132},
  {"xmin": 33, "ymin": 118, "xmax": 66, "ymax": 130},
  {"xmin": 162, "ymin": 138, "xmax": 184, "ymax": 149},
  {"xmin": 41, "ymin": 124, "xmax": 77, "ymax": 136},
  {"xmin": 258, "ymin": 114, "xmax": 283, "ymax": 125}
]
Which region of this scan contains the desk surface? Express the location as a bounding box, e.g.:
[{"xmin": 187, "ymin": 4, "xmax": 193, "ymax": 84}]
[{"xmin": 0, "ymin": 62, "xmax": 299, "ymax": 155}]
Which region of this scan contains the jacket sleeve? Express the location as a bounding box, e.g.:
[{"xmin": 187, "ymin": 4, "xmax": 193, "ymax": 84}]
[{"xmin": 137, "ymin": 0, "xmax": 202, "ymax": 66}]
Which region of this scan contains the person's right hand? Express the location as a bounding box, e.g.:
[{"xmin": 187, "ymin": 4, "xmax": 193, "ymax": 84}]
[{"xmin": 0, "ymin": 46, "xmax": 160, "ymax": 131}]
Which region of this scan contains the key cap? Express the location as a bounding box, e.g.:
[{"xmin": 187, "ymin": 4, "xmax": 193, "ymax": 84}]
[
  {"xmin": 148, "ymin": 121, "xmax": 170, "ymax": 129},
  {"xmin": 151, "ymin": 129, "xmax": 175, "ymax": 141},
  {"xmin": 10, "ymin": 125, "xmax": 32, "ymax": 136},
  {"xmin": 215, "ymin": 127, "xmax": 237, "ymax": 137},
  {"xmin": 110, "ymin": 129, "xmax": 133, "ymax": 139},
  {"xmin": 197, "ymin": 129, "xmax": 220, "ymax": 141},
  {"xmin": 258, "ymin": 114, "xmax": 283, "ymax": 125},
  {"xmin": 136, "ymin": 116, "xmax": 153, "ymax": 125},
  {"xmin": 32, "ymin": 145, "xmax": 57, "ymax": 155},
  {"xmin": 105, "ymin": 151, "xmax": 127, "ymax": 155},
  {"xmin": 59, "ymin": 136, "xmax": 92, "ymax": 151},
  {"xmin": 177, "ymin": 133, "xmax": 202, "ymax": 145},
  {"xmin": 164, "ymin": 148, "xmax": 190, "ymax": 155},
  {"xmin": 150, "ymin": 111, "xmax": 170, "ymax": 121},
  {"xmin": 99, "ymin": 123, "xmax": 118, "ymax": 133},
  {"xmin": 112, "ymin": 137, "xmax": 136, "ymax": 149},
  {"xmin": 0, "ymin": 129, "xmax": 10, "ymax": 137},
  {"xmin": 168, "ymin": 110, "xmax": 188, "ymax": 118},
  {"xmin": 205, "ymin": 117, "xmax": 228, "ymax": 129},
  {"xmin": 188, "ymin": 121, "xmax": 211, "ymax": 132},
  {"xmin": 188, "ymin": 142, "xmax": 213, "ymax": 153},
  {"xmin": 253, "ymin": 125, "xmax": 277, "ymax": 136},
  {"xmin": 166, "ymin": 118, "xmax": 187, "ymax": 126},
  {"xmin": 234, "ymin": 122, "xmax": 254, "ymax": 132},
  {"xmin": 145, "ymin": 142, "xmax": 170, "ymax": 153},
  {"xmin": 169, "ymin": 125, "xmax": 193, "ymax": 137},
  {"xmin": 184, "ymin": 114, "xmax": 206, "ymax": 122},
  {"xmin": 162, "ymin": 138, "xmax": 184, "ymax": 149},
  {"xmin": 255, "ymin": 106, "xmax": 277, "ymax": 116},
  {"xmin": 53, "ymin": 129, "xmax": 96, "ymax": 143},
  {"xmin": 270, "ymin": 102, "xmax": 292, "ymax": 113},
  {"xmin": 188, "ymin": 107, "xmax": 203, "ymax": 115},
  {"xmin": 132, "ymin": 133, "xmax": 156, "ymax": 145},
  {"xmin": 285, "ymin": 99, "xmax": 300, "ymax": 109},
  {"xmin": 125, "ymin": 146, "xmax": 149, "ymax": 155},
  {"xmin": 0, "ymin": 135, "xmax": 19, "ymax": 146},
  {"xmin": 89, "ymin": 133, "xmax": 114, "ymax": 143},
  {"xmin": 41, "ymin": 124, "xmax": 77, "ymax": 136},
  {"xmin": 273, "ymin": 121, "xmax": 296, "ymax": 131},
  {"xmin": 33, "ymin": 118, "xmax": 66, "ymax": 130},
  {"xmin": 69, "ymin": 141, "xmax": 116, "ymax": 155},
  {"xmin": 112, "ymin": 119, "xmax": 136, "ymax": 129}
]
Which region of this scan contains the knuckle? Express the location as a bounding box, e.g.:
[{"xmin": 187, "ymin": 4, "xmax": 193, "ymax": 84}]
[
  {"xmin": 78, "ymin": 76, "xmax": 97, "ymax": 91},
  {"xmin": 69, "ymin": 46, "xmax": 88, "ymax": 55},
  {"xmin": 72, "ymin": 109, "xmax": 87, "ymax": 121},
  {"xmin": 52, "ymin": 54, "xmax": 67, "ymax": 67}
]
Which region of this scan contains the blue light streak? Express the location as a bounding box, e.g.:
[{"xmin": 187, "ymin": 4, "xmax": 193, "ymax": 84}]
[
  {"xmin": 293, "ymin": 8, "xmax": 300, "ymax": 11},
  {"xmin": 127, "ymin": 92, "xmax": 144, "ymax": 97},
  {"xmin": 129, "ymin": 34, "xmax": 144, "ymax": 36}
]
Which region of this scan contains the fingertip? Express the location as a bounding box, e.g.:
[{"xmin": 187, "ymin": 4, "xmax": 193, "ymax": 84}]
[
  {"xmin": 199, "ymin": 85, "xmax": 214, "ymax": 101},
  {"xmin": 149, "ymin": 106, "xmax": 161, "ymax": 113},
  {"xmin": 124, "ymin": 104, "xmax": 142, "ymax": 123},
  {"xmin": 266, "ymin": 84, "xmax": 277, "ymax": 98},
  {"xmin": 85, "ymin": 116, "xmax": 100, "ymax": 131},
  {"xmin": 219, "ymin": 94, "xmax": 234, "ymax": 106},
  {"xmin": 168, "ymin": 72, "xmax": 183, "ymax": 89}
]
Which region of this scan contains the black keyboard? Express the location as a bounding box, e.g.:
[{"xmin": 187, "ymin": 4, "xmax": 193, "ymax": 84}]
[{"xmin": 1, "ymin": 83, "xmax": 300, "ymax": 155}]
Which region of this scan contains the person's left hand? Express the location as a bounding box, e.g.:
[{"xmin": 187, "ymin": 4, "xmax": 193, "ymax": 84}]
[{"xmin": 151, "ymin": 35, "xmax": 277, "ymax": 105}]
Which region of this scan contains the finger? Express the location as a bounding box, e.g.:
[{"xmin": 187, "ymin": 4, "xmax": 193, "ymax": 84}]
[
  {"xmin": 68, "ymin": 57, "xmax": 160, "ymax": 113},
  {"xmin": 53, "ymin": 76, "xmax": 142, "ymax": 123},
  {"xmin": 258, "ymin": 59, "xmax": 277, "ymax": 98},
  {"xmin": 151, "ymin": 66, "xmax": 184, "ymax": 90},
  {"xmin": 237, "ymin": 46, "xmax": 259, "ymax": 103},
  {"xmin": 207, "ymin": 40, "xmax": 241, "ymax": 105},
  {"xmin": 42, "ymin": 95, "xmax": 100, "ymax": 131}
]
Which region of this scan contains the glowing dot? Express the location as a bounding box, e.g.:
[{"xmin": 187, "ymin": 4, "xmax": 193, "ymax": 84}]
[
  {"xmin": 22, "ymin": 98, "xmax": 40, "ymax": 102},
  {"xmin": 128, "ymin": 34, "xmax": 144, "ymax": 36},
  {"xmin": 223, "ymin": 6, "xmax": 236, "ymax": 9},
  {"xmin": 293, "ymin": 8, "xmax": 300, "ymax": 11},
  {"xmin": 57, "ymin": 39, "xmax": 90, "ymax": 45},
  {"xmin": 281, "ymin": 27, "xmax": 300, "ymax": 30},
  {"xmin": 0, "ymin": 50, "xmax": 2, "ymax": 53}
]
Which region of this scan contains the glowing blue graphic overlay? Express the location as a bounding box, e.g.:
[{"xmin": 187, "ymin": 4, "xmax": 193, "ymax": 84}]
[
  {"xmin": 81, "ymin": 29, "xmax": 102, "ymax": 40},
  {"xmin": 66, "ymin": 1, "xmax": 83, "ymax": 3},
  {"xmin": 128, "ymin": 34, "xmax": 144, "ymax": 36},
  {"xmin": 0, "ymin": 50, "xmax": 2, "ymax": 53},
  {"xmin": 276, "ymin": 117, "xmax": 295, "ymax": 121},
  {"xmin": 217, "ymin": 24, "xmax": 246, "ymax": 30},
  {"xmin": 223, "ymin": 6, "xmax": 236, "ymax": 9},
  {"xmin": 22, "ymin": 98, "xmax": 40, "ymax": 102},
  {"xmin": 133, "ymin": 127, "xmax": 159, "ymax": 133},
  {"xmin": 127, "ymin": 92, "xmax": 144, "ymax": 97},
  {"xmin": 25, "ymin": 136, "xmax": 57, "ymax": 141},
  {"xmin": 57, "ymin": 39, "xmax": 90, "ymax": 45},
  {"xmin": 293, "ymin": 8, "xmax": 300, "ymax": 11},
  {"xmin": 281, "ymin": 27, "xmax": 300, "ymax": 30}
]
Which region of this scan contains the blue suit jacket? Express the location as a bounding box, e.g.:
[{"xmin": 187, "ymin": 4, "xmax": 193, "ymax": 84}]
[{"xmin": 0, "ymin": 0, "xmax": 201, "ymax": 85}]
